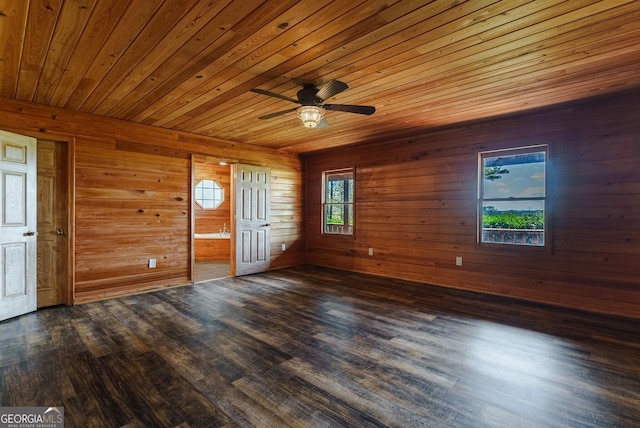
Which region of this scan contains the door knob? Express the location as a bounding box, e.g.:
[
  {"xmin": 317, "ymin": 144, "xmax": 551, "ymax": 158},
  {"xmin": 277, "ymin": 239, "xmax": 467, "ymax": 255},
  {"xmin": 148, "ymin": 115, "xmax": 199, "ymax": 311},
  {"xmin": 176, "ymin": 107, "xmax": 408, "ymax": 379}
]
[
  {"xmin": 23, "ymin": 231, "xmax": 38, "ymax": 236},
  {"xmin": 56, "ymin": 229, "xmax": 65, "ymax": 235},
  {"xmin": 262, "ymin": 223, "xmax": 271, "ymax": 227}
]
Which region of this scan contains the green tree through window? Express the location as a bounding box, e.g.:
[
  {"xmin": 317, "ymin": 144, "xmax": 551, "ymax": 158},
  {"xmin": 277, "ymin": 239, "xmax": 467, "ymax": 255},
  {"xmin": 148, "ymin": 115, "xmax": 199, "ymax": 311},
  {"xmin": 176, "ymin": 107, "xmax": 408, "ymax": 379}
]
[
  {"xmin": 478, "ymin": 146, "xmax": 549, "ymax": 247},
  {"xmin": 322, "ymin": 168, "xmax": 354, "ymax": 235}
]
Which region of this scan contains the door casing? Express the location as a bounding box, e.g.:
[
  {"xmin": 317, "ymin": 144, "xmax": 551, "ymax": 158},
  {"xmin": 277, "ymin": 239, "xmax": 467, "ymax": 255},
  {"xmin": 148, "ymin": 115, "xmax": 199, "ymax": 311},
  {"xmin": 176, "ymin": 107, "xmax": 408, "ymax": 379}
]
[{"xmin": 0, "ymin": 129, "xmax": 73, "ymax": 321}]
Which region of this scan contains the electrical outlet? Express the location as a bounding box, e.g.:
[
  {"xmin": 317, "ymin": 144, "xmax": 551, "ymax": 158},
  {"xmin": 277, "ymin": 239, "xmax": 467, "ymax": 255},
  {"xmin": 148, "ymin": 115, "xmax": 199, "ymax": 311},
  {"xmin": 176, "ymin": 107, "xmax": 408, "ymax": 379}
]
[
  {"xmin": 149, "ymin": 258, "xmax": 157, "ymax": 268},
  {"xmin": 455, "ymin": 256, "xmax": 462, "ymax": 266},
  {"xmin": 368, "ymin": 248, "xmax": 374, "ymax": 256},
  {"xmin": 281, "ymin": 243, "xmax": 286, "ymax": 251}
]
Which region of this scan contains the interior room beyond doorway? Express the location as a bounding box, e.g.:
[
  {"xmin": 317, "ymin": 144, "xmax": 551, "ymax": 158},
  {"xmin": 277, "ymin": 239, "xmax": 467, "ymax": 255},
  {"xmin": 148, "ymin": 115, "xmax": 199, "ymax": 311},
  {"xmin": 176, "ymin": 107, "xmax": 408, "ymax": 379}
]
[{"xmin": 193, "ymin": 159, "xmax": 231, "ymax": 282}]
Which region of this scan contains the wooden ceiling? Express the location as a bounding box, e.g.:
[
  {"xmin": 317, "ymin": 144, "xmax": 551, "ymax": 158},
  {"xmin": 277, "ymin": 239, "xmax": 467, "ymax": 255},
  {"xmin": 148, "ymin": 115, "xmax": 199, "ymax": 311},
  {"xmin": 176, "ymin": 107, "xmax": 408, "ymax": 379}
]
[{"xmin": 2, "ymin": 1, "xmax": 639, "ymax": 153}]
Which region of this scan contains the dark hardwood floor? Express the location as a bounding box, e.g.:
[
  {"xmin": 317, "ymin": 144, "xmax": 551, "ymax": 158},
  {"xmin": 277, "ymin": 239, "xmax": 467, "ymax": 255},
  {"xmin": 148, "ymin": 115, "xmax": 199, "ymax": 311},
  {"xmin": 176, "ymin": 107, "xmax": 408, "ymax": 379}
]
[{"xmin": 1, "ymin": 265, "xmax": 639, "ymax": 427}]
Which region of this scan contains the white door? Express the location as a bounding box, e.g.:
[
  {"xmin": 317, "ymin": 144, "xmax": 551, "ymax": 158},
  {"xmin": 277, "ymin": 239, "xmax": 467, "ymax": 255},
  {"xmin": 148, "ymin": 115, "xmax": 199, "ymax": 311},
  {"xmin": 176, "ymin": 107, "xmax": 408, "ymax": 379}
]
[
  {"xmin": 232, "ymin": 164, "xmax": 271, "ymax": 276},
  {"xmin": 0, "ymin": 130, "xmax": 38, "ymax": 321}
]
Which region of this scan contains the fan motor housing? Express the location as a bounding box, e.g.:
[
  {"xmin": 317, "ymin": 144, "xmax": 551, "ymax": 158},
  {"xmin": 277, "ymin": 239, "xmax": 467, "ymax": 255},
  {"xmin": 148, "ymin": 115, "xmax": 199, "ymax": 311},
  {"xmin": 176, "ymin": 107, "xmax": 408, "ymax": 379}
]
[{"xmin": 297, "ymin": 84, "xmax": 321, "ymax": 106}]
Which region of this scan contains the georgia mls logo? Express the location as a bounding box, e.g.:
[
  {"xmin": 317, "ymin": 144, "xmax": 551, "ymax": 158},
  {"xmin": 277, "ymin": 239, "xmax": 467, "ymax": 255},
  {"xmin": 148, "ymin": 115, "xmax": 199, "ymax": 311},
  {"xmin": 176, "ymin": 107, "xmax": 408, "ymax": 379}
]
[
  {"xmin": 0, "ymin": 406, "xmax": 64, "ymax": 427},
  {"xmin": 44, "ymin": 407, "xmax": 63, "ymax": 420}
]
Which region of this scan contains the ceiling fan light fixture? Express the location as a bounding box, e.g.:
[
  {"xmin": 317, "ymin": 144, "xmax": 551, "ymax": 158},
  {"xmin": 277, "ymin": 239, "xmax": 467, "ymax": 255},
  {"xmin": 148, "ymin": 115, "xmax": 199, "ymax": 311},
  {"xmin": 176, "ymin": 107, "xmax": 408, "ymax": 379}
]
[{"xmin": 297, "ymin": 106, "xmax": 325, "ymax": 128}]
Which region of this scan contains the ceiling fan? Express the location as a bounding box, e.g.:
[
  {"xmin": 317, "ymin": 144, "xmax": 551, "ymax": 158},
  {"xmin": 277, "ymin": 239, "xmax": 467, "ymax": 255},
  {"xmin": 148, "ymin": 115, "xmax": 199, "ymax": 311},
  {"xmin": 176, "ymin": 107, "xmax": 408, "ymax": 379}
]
[{"xmin": 250, "ymin": 80, "xmax": 375, "ymax": 128}]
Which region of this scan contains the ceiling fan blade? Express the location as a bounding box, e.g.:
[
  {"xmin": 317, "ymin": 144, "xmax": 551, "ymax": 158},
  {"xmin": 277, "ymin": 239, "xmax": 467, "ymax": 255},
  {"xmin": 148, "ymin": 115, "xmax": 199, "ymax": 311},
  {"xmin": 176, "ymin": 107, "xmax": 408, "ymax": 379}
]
[
  {"xmin": 251, "ymin": 88, "xmax": 300, "ymax": 104},
  {"xmin": 257, "ymin": 108, "xmax": 298, "ymax": 120},
  {"xmin": 316, "ymin": 80, "xmax": 348, "ymax": 101},
  {"xmin": 323, "ymin": 104, "xmax": 376, "ymax": 115}
]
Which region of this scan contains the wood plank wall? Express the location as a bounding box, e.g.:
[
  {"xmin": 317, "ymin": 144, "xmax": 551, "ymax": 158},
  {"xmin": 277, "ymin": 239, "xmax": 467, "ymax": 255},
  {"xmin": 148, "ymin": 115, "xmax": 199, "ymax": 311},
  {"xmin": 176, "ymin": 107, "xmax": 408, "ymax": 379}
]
[
  {"xmin": 74, "ymin": 140, "xmax": 192, "ymax": 300},
  {"xmin": 303, "ymin": 88, "xmax": 640, "ymax": 319},
  {"xmin": 0, "ymin": 96, "xmax": 304, "ymax": 304}
]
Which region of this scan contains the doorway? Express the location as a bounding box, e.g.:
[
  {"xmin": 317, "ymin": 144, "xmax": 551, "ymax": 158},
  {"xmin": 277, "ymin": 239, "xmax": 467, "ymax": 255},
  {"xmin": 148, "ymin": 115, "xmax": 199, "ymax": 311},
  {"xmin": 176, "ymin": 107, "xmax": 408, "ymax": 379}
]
[
  {"xmin": 0, "ymin": 131, "xmax": 69, "ymax": 321},
  {"xmin": 36, "ymin": 140, "xmax": 69, "ymax": 307},
  {"xmin": 193, "ymin": 157, "xmax": 231, "ymax": 282}
]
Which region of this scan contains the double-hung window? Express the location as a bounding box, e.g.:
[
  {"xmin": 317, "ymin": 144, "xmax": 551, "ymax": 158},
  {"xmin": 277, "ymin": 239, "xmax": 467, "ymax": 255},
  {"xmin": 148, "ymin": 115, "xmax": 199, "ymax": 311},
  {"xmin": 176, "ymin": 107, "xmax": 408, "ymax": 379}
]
[
  {"xmin": 322, "ymin": 168, "xmax": 354, "ymax": 235},
  {"xmin": 478, "ymin": 145, "xmax": 549, "ymax": 248}
]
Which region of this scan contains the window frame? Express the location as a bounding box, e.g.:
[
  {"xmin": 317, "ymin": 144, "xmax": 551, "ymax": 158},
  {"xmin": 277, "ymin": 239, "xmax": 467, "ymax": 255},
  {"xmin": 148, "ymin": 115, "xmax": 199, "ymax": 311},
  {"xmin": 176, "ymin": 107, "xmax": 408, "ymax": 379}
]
[
  {"xmin": 477, "ymin": 144, "xmax": 551, "ymax": 252},
  {"xmin": 194, "ymin": 178, "xmax": 224, "ymax": 210},
  {"xmin": 321, "ymin": 167, "xmax": 355, "ymax": 236}
]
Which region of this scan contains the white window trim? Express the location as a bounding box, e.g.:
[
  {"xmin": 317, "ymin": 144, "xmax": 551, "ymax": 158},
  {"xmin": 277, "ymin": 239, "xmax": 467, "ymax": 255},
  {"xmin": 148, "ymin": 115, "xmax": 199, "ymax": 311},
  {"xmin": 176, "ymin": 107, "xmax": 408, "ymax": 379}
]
[{"xmin": 477, "ymin": 144, "xmax": 551, "ymax": 251}]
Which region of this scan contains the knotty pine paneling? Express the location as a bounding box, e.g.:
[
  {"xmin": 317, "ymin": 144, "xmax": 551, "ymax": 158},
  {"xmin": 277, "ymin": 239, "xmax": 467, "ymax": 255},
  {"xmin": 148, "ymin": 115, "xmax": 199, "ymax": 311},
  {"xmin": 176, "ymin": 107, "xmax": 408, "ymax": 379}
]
[
  {"xmin": 74, "ymin": 142, "xmax": 191, "ymax": 300},
  {"xmin": 194, "ymin": 238, "xmax": 230, "ymax": 261},
  {"xmin": 0, "ymin": 96, "xmax": 304, "ymax": 304},
  {"xmin": 304, "ymin": 89, "xmax": 640, "ymax": 318}
]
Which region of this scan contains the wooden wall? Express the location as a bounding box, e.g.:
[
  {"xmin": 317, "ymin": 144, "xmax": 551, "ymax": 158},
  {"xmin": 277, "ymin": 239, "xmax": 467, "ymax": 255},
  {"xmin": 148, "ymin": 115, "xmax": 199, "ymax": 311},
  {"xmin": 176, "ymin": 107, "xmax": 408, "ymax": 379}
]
[
  {"xmin": 304, "ymin": 89, "xmax": 640, "ymax": 318},
  {"xmin": 74, "ymin": 140, "xmax": 192, "ymax": 301},
  {"xmin": 0, "ymin": 96, "xmax": 304, "ymax": 304}
]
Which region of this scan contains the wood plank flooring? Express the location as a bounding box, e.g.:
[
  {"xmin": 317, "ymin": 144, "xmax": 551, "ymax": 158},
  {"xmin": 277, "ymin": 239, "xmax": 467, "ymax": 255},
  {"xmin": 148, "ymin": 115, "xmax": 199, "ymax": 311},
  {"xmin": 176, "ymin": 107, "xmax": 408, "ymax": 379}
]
[{"xmin": 1, "ymin": 265, "xmax": 639, "ymax": 427}]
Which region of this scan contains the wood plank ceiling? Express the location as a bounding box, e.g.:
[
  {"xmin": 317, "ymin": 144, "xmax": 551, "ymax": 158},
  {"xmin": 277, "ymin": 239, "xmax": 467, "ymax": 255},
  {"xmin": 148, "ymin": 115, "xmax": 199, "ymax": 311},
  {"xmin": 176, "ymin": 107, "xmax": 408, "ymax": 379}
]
[{"xmin": 1, "ymin": 0, "xmax": 639, "ymax": 153}]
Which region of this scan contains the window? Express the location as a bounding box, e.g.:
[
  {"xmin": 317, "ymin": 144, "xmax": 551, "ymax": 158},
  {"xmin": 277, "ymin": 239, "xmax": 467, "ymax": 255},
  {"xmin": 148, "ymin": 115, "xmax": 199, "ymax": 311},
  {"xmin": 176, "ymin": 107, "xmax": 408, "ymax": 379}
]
[
  {"xmin": 322, "ymin": 168, "xmax": 354, "ymax": 235},
  {"xmin": 195, "ymin": 179, "xmax": 224, "ymax": 209},
  {"xmin": 478, "ymin": 145, "xmax": 549, "ymax": 247}
]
